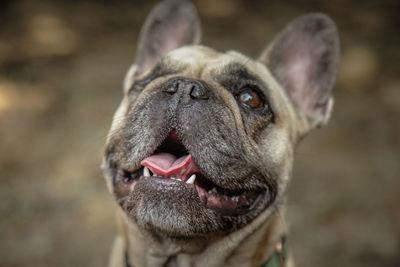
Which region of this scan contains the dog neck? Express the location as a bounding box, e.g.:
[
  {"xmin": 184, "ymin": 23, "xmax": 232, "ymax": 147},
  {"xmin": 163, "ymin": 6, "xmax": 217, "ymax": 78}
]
[{"xmin": 114, "ymin": 207, "xmax": 288, "ymax": 267}]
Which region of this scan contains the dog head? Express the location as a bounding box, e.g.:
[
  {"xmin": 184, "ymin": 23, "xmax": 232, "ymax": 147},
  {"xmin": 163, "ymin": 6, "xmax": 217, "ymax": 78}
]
[{"xmin": 102, "ymin": 0, "xmax": 339, "ymax": 239}]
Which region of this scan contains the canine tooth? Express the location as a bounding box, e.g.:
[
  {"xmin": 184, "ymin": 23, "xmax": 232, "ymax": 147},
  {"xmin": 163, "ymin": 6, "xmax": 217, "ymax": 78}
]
[
  {"xmin": 186, "ymin": 174, "xmax": 196, "ymax": 184},
  {"xmin": 143, "ymin": 167, "xmax": 151, "ymax": 177}
]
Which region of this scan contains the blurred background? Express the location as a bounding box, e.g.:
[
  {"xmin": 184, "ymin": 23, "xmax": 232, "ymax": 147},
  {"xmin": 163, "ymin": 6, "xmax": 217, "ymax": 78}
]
[{"xmin": 0, "ymin": 0, "xmax": 399, "ymax": 266}]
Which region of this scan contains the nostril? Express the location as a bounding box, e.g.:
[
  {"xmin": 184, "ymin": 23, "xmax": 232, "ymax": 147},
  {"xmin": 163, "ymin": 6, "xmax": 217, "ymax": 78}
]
[
  {"xmin": 190, "ymin": 83, "xmax": 209, "ymax": 100},
  {"xmin": 163, "ymin": 80, "xmax": 180, "ymax": 94},
  {"xmin": 162, "ymin": 78, "xmax": 210, "ymax": 99}
]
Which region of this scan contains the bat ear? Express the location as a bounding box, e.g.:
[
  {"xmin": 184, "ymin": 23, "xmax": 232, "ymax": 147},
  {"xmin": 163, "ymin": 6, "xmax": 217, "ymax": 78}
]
[
  {"xmin": 125, "ymin": 0, "xmax": 201, "ymax": 88},
  {"xmin": 259, "ymin": 13, "xmax": 340, "ymax": 132}
]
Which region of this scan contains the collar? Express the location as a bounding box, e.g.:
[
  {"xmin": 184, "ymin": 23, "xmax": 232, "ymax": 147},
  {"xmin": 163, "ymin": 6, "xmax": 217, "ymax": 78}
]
[
  {"xmin": 125, "ymin": 236, "xmax": 288, "ymax": 267},
  {"xmin": 262, "ymin": 236, "xmax": 289, "ymax": 267}
]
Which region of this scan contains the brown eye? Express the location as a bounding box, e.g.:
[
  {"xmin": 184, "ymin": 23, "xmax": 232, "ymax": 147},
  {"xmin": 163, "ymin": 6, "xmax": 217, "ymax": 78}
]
[{"xmin": 237, "ymin": 89, "xmax": 264, "ymax": 110}]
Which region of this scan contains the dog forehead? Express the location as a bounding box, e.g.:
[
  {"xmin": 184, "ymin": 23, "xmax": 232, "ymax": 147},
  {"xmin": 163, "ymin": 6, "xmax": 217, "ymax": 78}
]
[
  {"xmin": 165, "ymin": 46, "xmax": 253, "ymax": 74},
  {"xmin": 166, "ymin": 45, "xmax": 219, "ymax": 64},
  {"xmin": 165, "ymin": 46, "xmax": 288, "ymax": 98},
  {"xmin": 165, "ymin": 47, "xmax": 278, "ymax": 89}
]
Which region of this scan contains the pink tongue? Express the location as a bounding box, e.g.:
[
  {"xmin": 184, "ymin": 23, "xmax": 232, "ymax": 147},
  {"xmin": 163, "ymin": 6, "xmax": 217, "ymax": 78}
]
[{"xmin": 141, "ymin": 153, "xmax": 200, "ymax": 180}]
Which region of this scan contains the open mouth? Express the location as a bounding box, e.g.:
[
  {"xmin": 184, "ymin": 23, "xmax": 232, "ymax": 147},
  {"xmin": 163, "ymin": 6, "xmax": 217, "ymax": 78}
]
[{"xmin": 118, "ymin": 131, "xmax": 262, "ymax": 214}]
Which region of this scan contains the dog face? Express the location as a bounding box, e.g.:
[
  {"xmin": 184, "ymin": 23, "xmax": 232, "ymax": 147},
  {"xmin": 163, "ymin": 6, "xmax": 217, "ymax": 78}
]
[{"xmin": 102, "ymin": 0, "xmax": 339, "ymax": 239}]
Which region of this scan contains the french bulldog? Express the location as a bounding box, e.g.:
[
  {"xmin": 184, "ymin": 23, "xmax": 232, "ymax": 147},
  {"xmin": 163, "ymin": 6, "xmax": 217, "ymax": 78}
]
[{"xmin": 102, "ymin": 0, "xmax": 340, "ymax": 266}]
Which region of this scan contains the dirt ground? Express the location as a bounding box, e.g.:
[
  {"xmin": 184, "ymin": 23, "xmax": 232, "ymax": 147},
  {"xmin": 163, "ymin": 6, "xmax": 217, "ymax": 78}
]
[{"xmin": 0, "ymin": 0, "xmax": 399, "ymax": 266}]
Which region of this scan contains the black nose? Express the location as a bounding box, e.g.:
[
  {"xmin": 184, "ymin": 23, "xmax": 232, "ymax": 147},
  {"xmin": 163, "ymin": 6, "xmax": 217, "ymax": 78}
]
[{"xmin": 163, "ymin": 78, "xmax": 210, "ymax": 100}]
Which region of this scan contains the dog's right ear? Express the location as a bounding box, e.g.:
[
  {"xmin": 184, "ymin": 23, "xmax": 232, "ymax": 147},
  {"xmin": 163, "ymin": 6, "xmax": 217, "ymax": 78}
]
[{"xmin": 124, "ymin": 0, "xmax": 201, "ymax": 90}]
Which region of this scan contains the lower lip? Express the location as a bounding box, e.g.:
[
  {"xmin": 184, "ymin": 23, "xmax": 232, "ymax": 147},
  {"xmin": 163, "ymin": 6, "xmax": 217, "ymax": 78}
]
[{"xmin": 130, "ymin": 176, "xmax": 263, "ymax": 215}]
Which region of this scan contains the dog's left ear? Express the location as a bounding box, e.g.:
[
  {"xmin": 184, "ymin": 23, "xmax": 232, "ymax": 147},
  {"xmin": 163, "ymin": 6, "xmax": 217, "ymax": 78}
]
[
  {"xmin": 124, "ymin": 0, "xmax": 201, "ymax": 89},
  {"xmin": 259, "ymin": 13, "xmax": 340, "ymax": 133}
]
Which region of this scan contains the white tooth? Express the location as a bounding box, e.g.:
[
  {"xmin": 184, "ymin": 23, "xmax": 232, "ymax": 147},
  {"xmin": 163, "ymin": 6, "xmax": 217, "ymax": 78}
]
[
  {"xmin": 186, "ymin": 174, "xmax": 196, "ymax": 184},
  {"xmin": 143, "ymin": 167, "xmax": 151, "ymax": 177}
]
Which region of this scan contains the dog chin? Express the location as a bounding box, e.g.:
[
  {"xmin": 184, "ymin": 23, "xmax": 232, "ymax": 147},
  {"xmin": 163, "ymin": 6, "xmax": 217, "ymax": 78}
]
[
  {"xmin": 126, "ymin": 177, "xmax": 220, "ymax": 237},
  {"xmin": 118, "ymin": 177, "xmax": 269, "ymax": 238}
]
